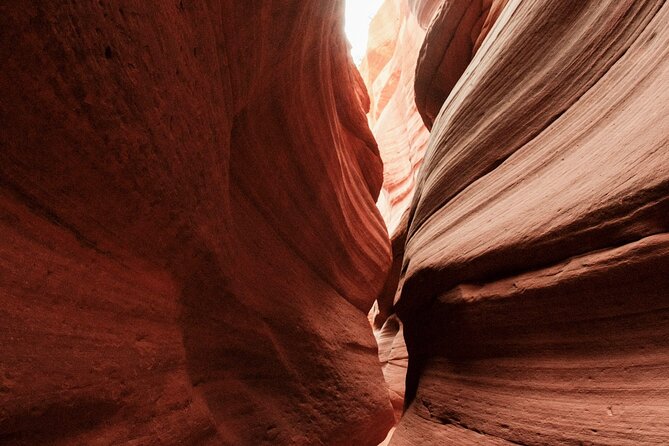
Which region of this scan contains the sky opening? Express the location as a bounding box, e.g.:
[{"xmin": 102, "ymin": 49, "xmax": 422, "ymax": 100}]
[{"xmin": 345, "ymin": 0, "xmax": 385, "ymax": 65}]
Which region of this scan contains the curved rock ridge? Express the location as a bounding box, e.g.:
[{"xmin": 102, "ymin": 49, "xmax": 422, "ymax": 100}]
[
  {"xmin": 391, "ymin": 0, "xmax": 669, "ymax": 444},
  {"xmin": 395, "ymin": 235, "xmax": 669, "ymax": 445},
  {"xmin": 0, "ymin": 1, "xmax": 394, "ymax": 445},
  {"xmin": 414, "ymin": 0, "xmax": 509, "ymax": 129}
]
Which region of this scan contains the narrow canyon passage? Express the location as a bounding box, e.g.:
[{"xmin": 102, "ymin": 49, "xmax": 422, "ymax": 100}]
[{"xmin": 1, "ymin": 1, "xmax": 668, "ymax": 445}]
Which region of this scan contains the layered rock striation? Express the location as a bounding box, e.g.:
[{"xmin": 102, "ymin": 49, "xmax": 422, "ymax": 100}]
[
  {"xmin": 0, "ymin": 1, "xmax": 394, "ymax": 445},
  {"xmin": 387, "ymin": 0, "xmax": 669, "ymax": 444},
  {"xmin": 3, "ymin": 0, "xmax": 668, "ymax": 444}
]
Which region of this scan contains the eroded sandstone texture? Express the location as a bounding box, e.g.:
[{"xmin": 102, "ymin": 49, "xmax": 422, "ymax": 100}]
[
  {"xmin": 0, "ymin": 2, "xmax": 394, "ymax": 445},
  {"xmin": 387, "ymin": 0, "xmax": 669, "ymax": 444},
  {"xmin": 3, "ymin": 0, "xmax": 669, "ymax": 443}
]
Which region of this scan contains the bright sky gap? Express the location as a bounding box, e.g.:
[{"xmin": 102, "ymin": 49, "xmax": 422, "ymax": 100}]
[{"xmin": 345, "ymin": 0, "xmax": 385, "ymax": 65}]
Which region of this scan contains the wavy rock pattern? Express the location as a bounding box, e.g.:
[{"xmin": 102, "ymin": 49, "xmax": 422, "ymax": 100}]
[
  {"xmin": 0, "ymin": 1, "xmax": 394, "ymax": 445},
  {"xmin": 3, "ymin": 0, "xmax": 668, "ymax": 444},
  {"xmin": 391, "ymin": 0, "xmax": 669, "ymax": 444}
]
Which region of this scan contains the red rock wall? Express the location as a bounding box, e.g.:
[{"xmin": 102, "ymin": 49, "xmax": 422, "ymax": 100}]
[
  {"xmin": 0, "ymin": 1, "xmax": 394, "ymax": 445},
  {"xmin": 388, "ymin": 0, "xmax": 669, "ymax": 444}
]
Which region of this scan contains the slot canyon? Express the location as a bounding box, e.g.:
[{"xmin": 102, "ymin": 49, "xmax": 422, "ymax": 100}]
[{"xmin": 0, "ymin": 0, "xmax": 668, "ymax": 444}]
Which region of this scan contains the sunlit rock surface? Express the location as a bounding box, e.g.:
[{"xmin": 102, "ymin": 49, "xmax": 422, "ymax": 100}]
[
  {"xmin": 0, "ymin": 2, "xmax": 394, "ymax": 445},
  {"xmin": 361, "ymin": 0, "xmax": 430, "ymax": 237},
  {"xmin": 390, "ymin": 0, "xmax": 669, "ymax": 444}
]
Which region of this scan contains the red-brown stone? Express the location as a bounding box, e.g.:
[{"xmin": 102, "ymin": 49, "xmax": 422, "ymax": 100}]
[
  {"xmin": 387, "ymin": 0, "xmax": 669, "ymax": 444},
  {"xmin": 0, "ymin": 2, "xmax": 394, "ymax": 444}
]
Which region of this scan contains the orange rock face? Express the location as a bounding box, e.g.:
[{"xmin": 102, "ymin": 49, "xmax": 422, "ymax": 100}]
[
  {"xmin": 387, "ymin": 0, "xmax": 669, "ymax": 444},
  {"xmin": 0, "ymin": 2, "xmax": 394, "ymax": 445}
]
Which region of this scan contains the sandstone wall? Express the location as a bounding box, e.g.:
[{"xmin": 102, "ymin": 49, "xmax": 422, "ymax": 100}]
[
  {"xmin": 390, "ymin": 0, "xmax": 669, "ymax": 444},
  {"xmin": 0, "ymin": 2, "xmax": 394, "ymax": 444}
]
